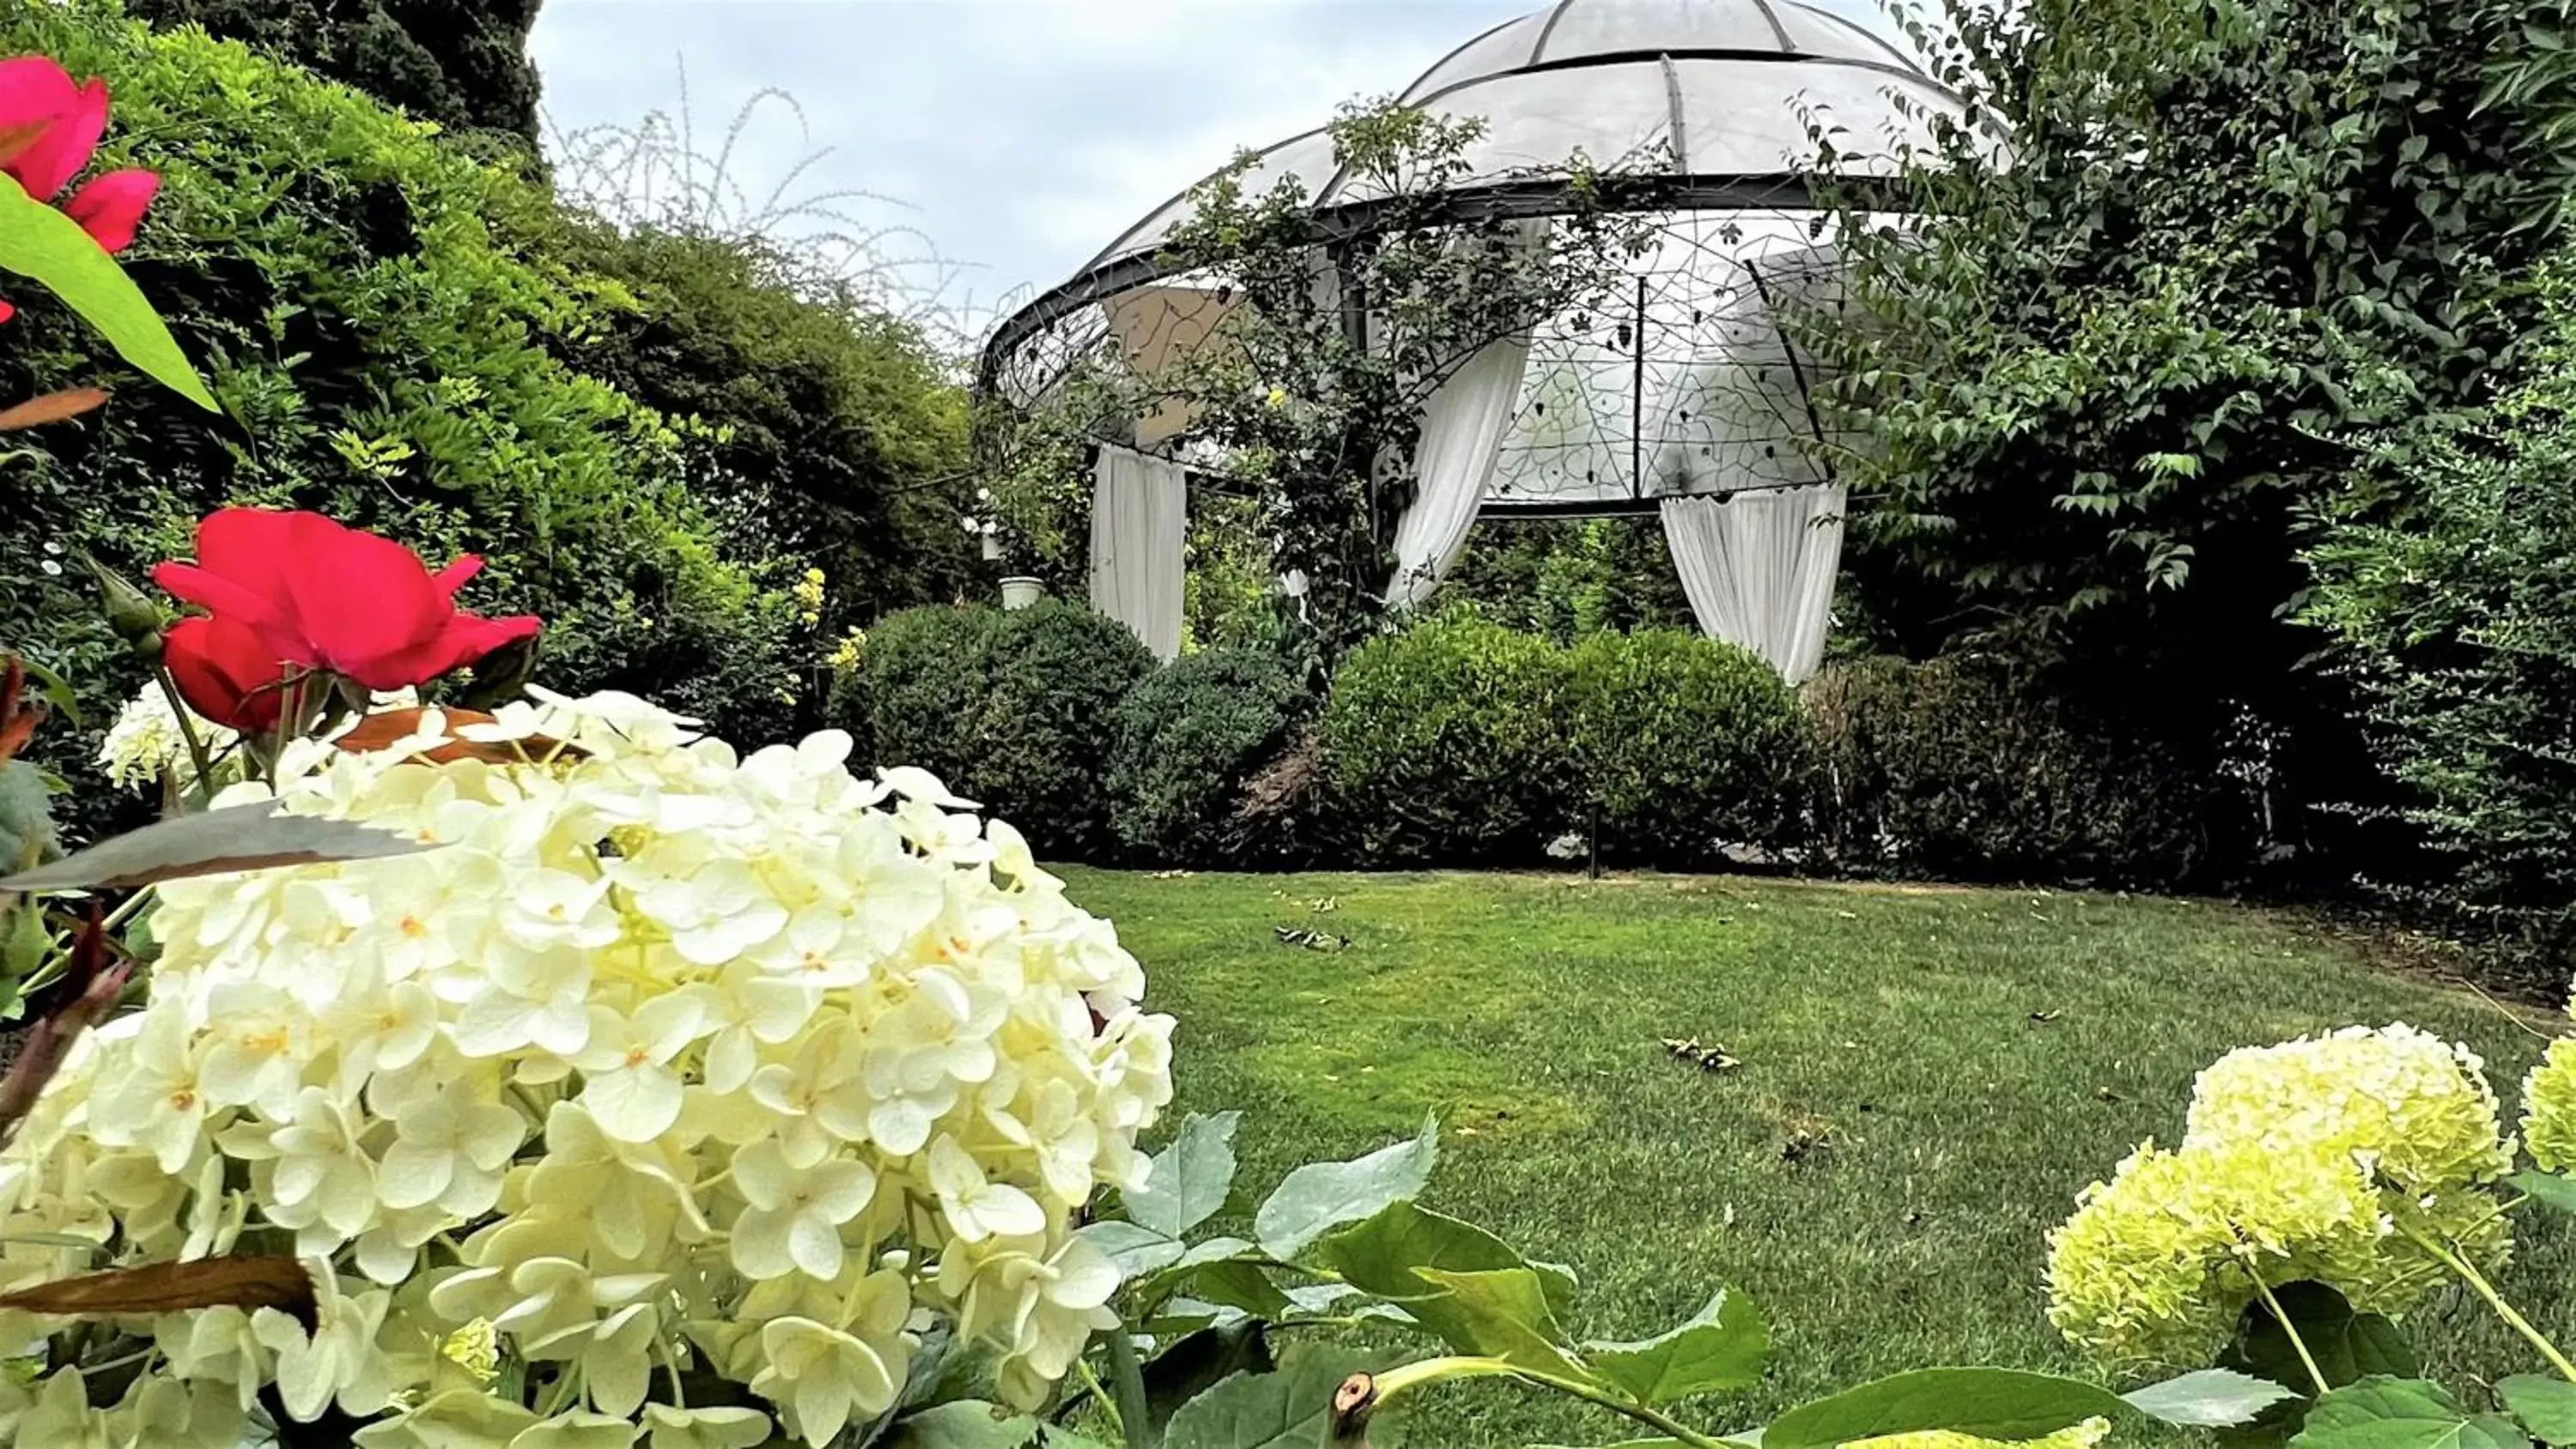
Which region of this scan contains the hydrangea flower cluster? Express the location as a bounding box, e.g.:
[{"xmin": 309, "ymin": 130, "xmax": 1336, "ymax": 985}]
[
  {"xmin": 2046, "ymin": 1025, "xmax": 2511, "ymax": 1367},
  {"xmin": 2521, "ymin": 1014, "xmax": 2576, "ymax": 1174},
  {"xmin": 1847, "ymin": 1416, "xmax": 2110, "ymax": 1449},
  {"xmin": 94, "ymin": 684, "xmax": 235, "ymax": 790},
  {"xmin": 1, "ymin": 688, "xmax": 1176, "ymax": 1446}
]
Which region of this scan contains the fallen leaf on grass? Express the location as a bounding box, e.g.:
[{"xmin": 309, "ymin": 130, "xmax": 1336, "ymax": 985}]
[
  {"xmin": 2029, "ymin": 1009, "xmax": 2063, "ymax": 1026},
  {"xmin": 1274, "ymin": 925, "xmax": 1350, "ymax": 952},
  {"xmin": 1661, "ymin": 1037, "xmax": 1740, "ymax": 1073}
]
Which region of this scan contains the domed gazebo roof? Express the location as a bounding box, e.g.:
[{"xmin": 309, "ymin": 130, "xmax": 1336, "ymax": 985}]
[{"xmin": 982, "ymin": 0, "xmax": 1959, "ymax": 379}]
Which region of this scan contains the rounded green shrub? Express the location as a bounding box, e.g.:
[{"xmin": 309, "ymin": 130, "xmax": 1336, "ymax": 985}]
[
  {"xmin": 1322, "ymin": 610, "xmax": 1576, "ymax": 865},
  {"xmin": 1807, "ymin": 652, "xmax": 2224, "ymax": 888},
  {"xmin": 1567, "ymin": 630, "xmax": 1817, "ymax": 867},
  {"xmin": 861, "ymin": 602, "xmax": 1156, "ymax": 859},
  {"xmin": 1107, "ymin": 650, "xmax": 1309, "ymax": 866}
]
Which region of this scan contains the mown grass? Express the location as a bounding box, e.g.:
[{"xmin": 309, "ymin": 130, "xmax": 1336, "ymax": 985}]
[{"xmin": 1060, "ymin": 868, "xmax": 2574, "ymax": 1447}]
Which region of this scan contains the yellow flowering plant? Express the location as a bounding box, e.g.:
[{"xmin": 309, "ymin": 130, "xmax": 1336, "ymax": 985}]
[{"xmin": 2039, "ymin": 1016, "xmax": 2576, "ymax": 1445}]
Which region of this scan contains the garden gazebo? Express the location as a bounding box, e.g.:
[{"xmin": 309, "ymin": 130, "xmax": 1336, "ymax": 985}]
[{"xmin": 979, "ymin": 0, "xmax": 1963, "ymax": 679}]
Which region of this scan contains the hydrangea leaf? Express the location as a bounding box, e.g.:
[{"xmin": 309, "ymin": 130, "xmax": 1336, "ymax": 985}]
[
  {"xmin": 1321, "ymin": 1200, "xmax": 1574, "ymax": 1315},
  {"xmin": 2290, "ymin": 1377, "xmax": 2530, "ymax": 1449},
  {"xmin": 2510, "ymin": 1171, "xmax": 2576, "ymax": 1219},
  {"xmin": 2498, "ymin": 1377, "xmax": 2576, "ymax": 1446},
  {"xmin": 1254, "ymin": 1114, "xmax": 1437, "ymax": 1259},
  {"xmin": 884, "ymin": 1402, "xmax": 1041, "ymax": 1448},
  {"xmin": 1583, "ymin": 1289, "xmax": 1768, "ymax": 1408},
  {"xmin": 1762, "ymin": 1368, "xmax": 2130, "ymax": 1449},
  {"xmin": 0, "ymin": 173, "xmax": 216, "ymax": 411},
  {"xmin": 1163, "ymin": 1345, "xmax": 1400, "ymax": 1449},
  {"xmin": 1410, "ymin": 1266, "xmax": 1591, "ymax": 1379},
  {"xmin": 1127, "ymin": 1112, "xmax": 1242, "ymax": 1238},
  {"xmin": 2222, "ymin": 1282, "xmax": 2422, "ymax": 1398},
  {"xmin": 1081, "ymin": 1220, "xmax": 1188, "ymax": 1281},
  {"xmin": 1145, "ymin": 1321, "xmax": 1277, "ymax": 1436},
  {"xmin": 2119, "ymin": 1368, "xmax": 2298, "ymax": 1428}
]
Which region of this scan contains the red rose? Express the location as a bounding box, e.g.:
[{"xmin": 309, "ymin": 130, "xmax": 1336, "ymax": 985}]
[
  {"xmin": 161, "ymin": 614, "xmax": 285, "ymax": 734},
  {"xmin": 153, "ymin": 509, "xmax": 542, "ymax": 694},
  {"xmin": 0, "ymin": 56, "xmax": 160, "ymax": 324}
]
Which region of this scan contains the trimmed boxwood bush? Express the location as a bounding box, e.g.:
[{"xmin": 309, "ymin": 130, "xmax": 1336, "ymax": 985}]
[
  {"xmin": 1322, "ymin": 611, "xmax": 1577, "ymax": 865},
  {"xmin": 1568, "ymin": 629, "xmax": 1817, "ymax": 867},
  {"xmin": 1806, "ymin": 652, "xmax": 2227, "ymax": 888},
  {"xmin": 1107, "ymin": 650, "xmax": 1308, "ymax": 866},
  {"xmin": 861, "ymin": 602, "xmax": 1155, "ymax": 858}
]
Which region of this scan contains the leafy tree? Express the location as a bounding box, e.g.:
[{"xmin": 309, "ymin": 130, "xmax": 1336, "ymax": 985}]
[
  {"xmin": 2303, "ymin": 247, "xmax": 2576, "ymax": 979},
  {"xmin": 125, "ymin": 0, "xmax": 544, "ymax": 143},
  {"xmin": 556, "ymin": 225, "xmax": 981, "ymax": 646},
  {"xmin": 1804, "ymin": 0, "xmax": 2576, "ymax": 864}
]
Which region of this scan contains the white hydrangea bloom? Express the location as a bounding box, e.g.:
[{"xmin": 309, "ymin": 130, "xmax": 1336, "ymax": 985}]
[
  {"xmin": 95, "ymin": 685, "xmax": 236, "ymax": 790},
  {"xmin": 9, "ymin": 693, "xmax": 1176, "ymax": 1440}
]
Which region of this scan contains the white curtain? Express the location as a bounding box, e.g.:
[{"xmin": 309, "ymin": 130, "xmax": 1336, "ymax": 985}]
[
  {"xmin": 1660, "ymin": 486, "xmax": 1846, "ymax": 684},
  {"xmin": 1383, "ymin": 219, "xmax": 1550, "ymax": 609},
  {"xmin": 1089, "ymin": 446, "xmax": 1188, "ymax": 660},
  {"xmin": 1387, "ymin": 330, "xmax": 1534, "ymax": 608}
]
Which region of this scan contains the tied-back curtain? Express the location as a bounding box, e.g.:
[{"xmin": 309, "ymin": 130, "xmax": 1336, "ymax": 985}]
[
  {"xmin": 1089, "ymin": 445, "xmax": 1188, "ymax": 660},
  {"xmin": 1660, "ymin": 486, "xmax": 1845, "ymax": 684},
  {"xmin": 1384, "ymin": 218, "xmax": 1551, "ymax": 609}
]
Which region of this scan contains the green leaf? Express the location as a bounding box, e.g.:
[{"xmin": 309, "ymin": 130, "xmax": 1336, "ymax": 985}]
[
  {"xmin": 1762, "ymin": 1369, "xmax": 2130, "ymax": 1449},
  {"xmin": 1528, "ymin": 1442, "xmax": 1690, "ymax": 1448},
  {"xmin": 1163, "ymin": 1345, "xmax": 1398, "ymax": 1449},
  {"xmin": 1584, "ymin": 1289, "xmax": 1768, "ymax": 1408},
  {"xmin": 884, "ymin": 1402, "xmax": 1042, "ymax": 1449},
  {"xmin": 1082, "ymin": 1220, "xmax": 1188, "ymax": 1281},
  {"xmin": 1129, "ymin": 1112, "xmax": 1242, "ymax": 1238},
  {"xmin": 2291, "ymin": 1378, "xmax": 2529, "ymax": 1449},
  {"xmin": 0, "ymin": 174, "xmax": 216, "ymax": 411},
  {"xmin": 1254, "ymin": 1115, "xmax": 1437, "ymax": 1259},
  {"xmin": 2221, "ymin": 1282, "xmax": 2421, "ymax": 1399},
  {"xmin": 1188, "ymin": 1259, "xmax": 1297, "ymax": 1320},
  {"xmin": 0, "ymin": 798, "xmax": 440, "ymax": 894},
  {"xmin": 2122, "ymin": 1369, "xmax": 2299, "ymax": 1428},
  {"xmin": 1321, "ymin": 1201, "xmax": 1572, "ymax": 1316},
  {"xmin": 1410, "ymin": 1266, "xmax": 1589, "ymax": 1378},
  {"xmin": 2511, "ymin": 1171, "xmax": 2576, "ymax": 1220},
  {"xmin": 2498, "ymin": 1378, "xmax": 2576, "ymax": 1445},
  {"xmin": 1145, "ymin": 1321, "xmax": 1278, "ymax": 1435}
]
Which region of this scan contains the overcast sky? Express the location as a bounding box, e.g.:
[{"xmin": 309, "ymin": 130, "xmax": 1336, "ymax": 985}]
[{"xmin": 529, "ymin": 0, "xmax": 1902, "ymax": 335}]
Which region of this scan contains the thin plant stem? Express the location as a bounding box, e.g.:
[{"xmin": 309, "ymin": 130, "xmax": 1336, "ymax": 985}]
[
  {"xmin": 2397, "ymin": 1222, "xmax": 2576, "ymax": 1384},
  {"xmin": 1513, "ymin": 1366, "xmax": 1734, "ymax": 1449},
  {"xmin": 2248, "ymin": 1274, "xmax": 2330, "ymax": 1399},
  {"xmin": 1072, "ymin": 1356, "xmax": 1124, "ymax": 1444},
  {"xmin": 152, "ymin": 667, "xmax": 217, "ymax": 809},
  {"xmin": 1103, "ymin": 1320, "xmax": 1153, "ymax": 1449}
]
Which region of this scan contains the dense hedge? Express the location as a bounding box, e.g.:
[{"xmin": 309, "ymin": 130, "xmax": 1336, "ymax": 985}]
[
  {"xmin": 1568, "ymin": 629, "xmax": 1815, "ymax": 868},
  {"xmin": 1320, "ymin": 615, "xmax": 1820, "ymax": 868},
  {"xmin": 1322, "ymin": 611, "xmax": 1577, "ymax": 865},
  {"xmin": 1106, "ymin": 650, "xmax": 1307, "ymax": 866},
  {"xmin": 1805, "ymin": 653, "xmax": 2232, "ymax": 889},
  {"xmin": 556, "ymin": 226, "xmax": 979, "ymax": 645},
  {"xmin": 860, "ymin": 603, "xmax": 1156, "ymax": 858},
  {"xmin": 2303, "ymin": 252, "xmax": 2576, "ymax": 973}
]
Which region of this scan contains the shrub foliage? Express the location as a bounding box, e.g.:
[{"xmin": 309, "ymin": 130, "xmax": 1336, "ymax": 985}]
[
  {"xmin": 861, "ymin": 602, "xmax": 1156, "ymax": 858},
  {"xmin": 1106, "ymin": 649, "xmax": 1308, "ymax": 867},
  {"xmin": 1567, "ymin": 629, "xmax": 1815, "ymax": 868}
]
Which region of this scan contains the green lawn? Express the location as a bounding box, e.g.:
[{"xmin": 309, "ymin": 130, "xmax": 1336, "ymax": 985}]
[{"xmin": 1060, "ymin": 868, "xmax": 2575, "ymax": 1446}]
